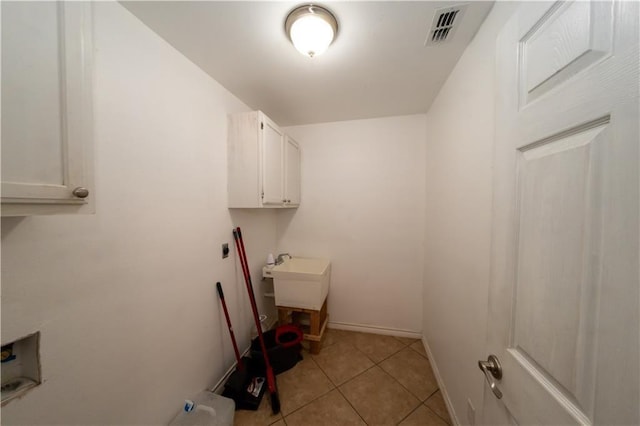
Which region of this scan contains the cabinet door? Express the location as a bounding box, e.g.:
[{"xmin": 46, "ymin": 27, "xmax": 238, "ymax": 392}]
[
  {"xmin": 261, "ymin": 117, "xmax": 284, "ymax": 205},
  {"xmin": 1, "ymin": 2, "xmax": 93, "ymax": 216},
  {"xmin": 284, "ymin": 136, "xmax": 301, "ymax": 206}
]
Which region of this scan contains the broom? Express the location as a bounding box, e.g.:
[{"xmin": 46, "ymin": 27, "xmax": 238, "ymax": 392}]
[{"xmin": 233, "ymin": 227, "xmax": 281, "ymax": 414}]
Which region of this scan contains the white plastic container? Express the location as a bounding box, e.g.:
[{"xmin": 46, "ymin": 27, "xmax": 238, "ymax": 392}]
[
  {"xmin": 250, "ymin": 314, "xmax": 269, "ymax": 339},
  {"xmin": 169, "ymin": 391, "xmax": 235, "ymax": 426}
]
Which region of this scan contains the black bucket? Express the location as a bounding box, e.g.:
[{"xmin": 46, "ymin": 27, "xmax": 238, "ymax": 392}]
[{"xmin": 250, "ymin": 328, "xmax": 302, "ymax": 375}]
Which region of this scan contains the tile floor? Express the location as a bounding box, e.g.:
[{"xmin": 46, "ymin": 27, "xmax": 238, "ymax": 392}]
[{"xmin": 234, "ymin": 329, "xmax": 452, "ymax": 426}]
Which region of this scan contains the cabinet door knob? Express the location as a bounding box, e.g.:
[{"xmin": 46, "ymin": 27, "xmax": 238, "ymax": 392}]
[{"xmin": 72, "ymin": 187, "xmax": 89, "ymax": 198}]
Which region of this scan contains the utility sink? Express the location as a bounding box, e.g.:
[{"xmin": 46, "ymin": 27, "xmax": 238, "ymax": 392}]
[
  {"xmin": 271, "ymin": 257, "xmax": 330, "ymax": 280},
  {"xmin": 264, "ymin": 257, "xmax": 331, "ymax": 310}
]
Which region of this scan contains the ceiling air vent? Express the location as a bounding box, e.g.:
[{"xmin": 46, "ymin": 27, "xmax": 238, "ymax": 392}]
[{"xmin": 424, "ymin": 4, "xmax": 468, "ymax": 46}]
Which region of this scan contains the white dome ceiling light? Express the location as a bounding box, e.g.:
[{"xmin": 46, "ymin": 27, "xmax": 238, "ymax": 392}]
[{"xmin": 285, "ymin": 4, "xmax": 338, "ymax": 58}]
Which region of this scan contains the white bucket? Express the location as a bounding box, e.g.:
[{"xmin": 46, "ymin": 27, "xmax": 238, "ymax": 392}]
[{"xmin": 250, "ymin": 314, "xmax": 268, "ymax": 339}]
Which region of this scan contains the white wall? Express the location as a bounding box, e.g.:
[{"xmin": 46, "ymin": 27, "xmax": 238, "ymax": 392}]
[
  {"xmin": 422, "ymin": 3, "xmax": 519, "ymax": 424},
  {"xmin": 280, "ymin": 115, "xmax": 426, "ymax": 334},
  {"xmin": 1, "ymin": 3, "xmax": 277, "ymax": 424}
]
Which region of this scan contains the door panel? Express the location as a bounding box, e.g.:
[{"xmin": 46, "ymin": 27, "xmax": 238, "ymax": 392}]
[
  {"xmin": 519, "ymin": 1, "xmax": 613, "ymax": 106},
  {"xmin": 2, "ymin": 1, "xmax": 64, "ymax": 185},
  {"xmin": 513, "ymin": 120, "xmax": 607, "ymax": 412},
  {"xmin": 284, "ymin": 136, "xmax": 300, "ymax": 206},
  {"xmin": 500, "ymin": 119, "xmax": 613, "ymax": 424},
  {"xmin": 484, "ymin": 1, "xmax": 639, "ymax": 424},
  {"xmin": 1, "ymin": 2, "xmax": 92, "ymax": 207},
  {"xmin": 261, "ymin": 118, "xmax": 284, "ymax": 205}
]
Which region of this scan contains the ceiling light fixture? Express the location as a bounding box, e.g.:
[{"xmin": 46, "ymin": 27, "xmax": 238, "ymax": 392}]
[{"xmin": 285, "ymin": 4, "xmax": 338, "ymax": 58}]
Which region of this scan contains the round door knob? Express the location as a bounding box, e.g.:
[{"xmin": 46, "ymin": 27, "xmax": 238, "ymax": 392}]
[{"xmin": 72, "ymin": 187, "xmax": 89, "ymax": 198}]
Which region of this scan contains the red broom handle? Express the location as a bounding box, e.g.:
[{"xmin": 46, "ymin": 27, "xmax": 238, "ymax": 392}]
[
  {"xmin": 216, "ymin": 282, "xmax": 243, "ymax": 370},
  {"xmin": 234, "ymin": 228, "xmax": 277, "ymax": 390},
  {"xmin": 233, "ymin": 230, "xmax": 251, "ymax": 288},
  {"xmin": 235, "ymin": 228, "xmax": 270, "ymax": 356},
  {"xmin": 236, "ymin": 228, "xmax": 260, "ymax": 310}
]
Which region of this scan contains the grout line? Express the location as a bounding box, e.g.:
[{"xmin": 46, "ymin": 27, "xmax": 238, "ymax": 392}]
[
  {"xmin": 307, "ymin": 348, "xmax": 334, "ymax": 385},
  {"xmin": 374, "ymin": 350, "xmax": 431, "ymax": 404},
  {"xmin": 311, "ymin": 341, "xmax": 374, "ymax": 388},
  {"xmin": 424, "ymin": 388, "xmax": 439, "ymax": 401},
  {"xmin": 335, "ymin": 360, "xmax": 378, "ymax": 387},
  {"xmin": 317, "ymin": 331, "xmax": 421, "ymax": 401},
  {"xmin": 335, "ymin": 384, "xmax": 369, "ymax": 425},
  {"xmin": 334, "ymin": 362, "xmax": 407, "ymax": 425},
  {"xmin": 408, "ymin": 342, "xmax": 429, "ymax": 360},
  {"xmin": 397, "ymin": 402, "xmax": 423, "ymax": 425},
  {"xmin": 424, "ymin": 391, "xmax": 452, "ymax": 425},
  {"xmin": 268, "ymin": 417, "xmax": 284, "ymax": 426},
  {"xmin": 277, "ymin": 354, "xmax": 336, "ymax": 420},
  {"xmin": 374, "ymin": 361, "xmax": 425, "ymax": 408},
  {"xmin": 280, "ymin": 386, "xmax": 335, "ymax": 421},
  {"xmin": 424, "ymin": 404, "xmax": 451, "ymax": 425},
  {"xmin": 340, "ymin": 339, "xmax": 400, "ymax": 369},
  {"xmin": 372, "ymin": 344, "xmax": 405, "ymax": 365},
  {"xmin": 392, "ymin": 336, "xmax": 417, "ymax": 347}
]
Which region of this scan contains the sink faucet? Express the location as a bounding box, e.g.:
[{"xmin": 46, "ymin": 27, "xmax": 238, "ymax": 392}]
[{"xmin": 276, "ymin": 253, "xmax": 291, "ymax": 265}]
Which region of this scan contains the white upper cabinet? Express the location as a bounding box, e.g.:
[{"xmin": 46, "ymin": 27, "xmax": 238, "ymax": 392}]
[
  {"xmin": 227, "ymin": 111, "xmax": 300, "ymax": 208},
  {"xmin": 1, "ymin": 2, "xmax": 94, "ymax": 216},
  {"xmin": 284, "ymin": 136, "xmax": 301, "ymax": 207}
]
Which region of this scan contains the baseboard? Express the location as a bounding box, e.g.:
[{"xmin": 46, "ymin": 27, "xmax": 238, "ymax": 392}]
[
  {"xmin": 328, "ymin": 321, "xmax": 422, "ymax": 339},
  {"xmin": 211, "ymin": 317, "xmax": 279, "ymax": 394},
  {"xmin": 422, "ymin": 337, "xmax": 460, "ymax": 426},
  {"xmin": 210, "ymin": 345, "xmax": 251, "ymax": 394}
]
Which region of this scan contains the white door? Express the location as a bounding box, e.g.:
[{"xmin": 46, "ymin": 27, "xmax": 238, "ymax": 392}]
[
  {"xmin": 284, "ymin": 136, "xmax": 300, "ymax": 206},
  {"xmin": 261, "ymin": 116, "xmax": 284, "ymax": 205},
  {"xmin": 483, "ymin": 1, "xmax": 639, "ymax": 425}
]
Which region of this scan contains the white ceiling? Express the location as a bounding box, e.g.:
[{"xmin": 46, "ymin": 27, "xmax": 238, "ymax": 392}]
[{"xmin": 121, "ymin": 1, "xmax": 494, "ymax": 126}]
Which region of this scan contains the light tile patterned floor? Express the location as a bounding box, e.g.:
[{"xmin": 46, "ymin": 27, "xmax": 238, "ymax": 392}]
[{"xmin": 234, "ymin": 329, "xmax": 452, "ymax": 426}]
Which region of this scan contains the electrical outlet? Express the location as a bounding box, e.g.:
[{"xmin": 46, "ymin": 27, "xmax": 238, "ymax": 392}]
[
  {"xmin": 222, "ymin": 243, "xmax": 229, "ymax": 259},
  {"xmin": 467, "ymin": 398, "xmax": 476, "ymax": 425}
]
